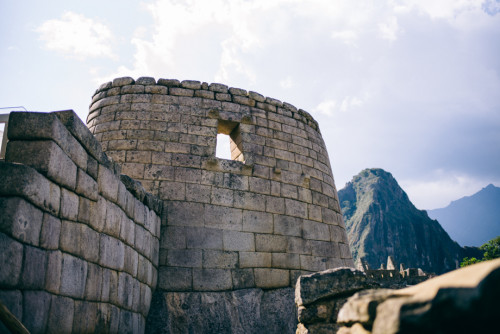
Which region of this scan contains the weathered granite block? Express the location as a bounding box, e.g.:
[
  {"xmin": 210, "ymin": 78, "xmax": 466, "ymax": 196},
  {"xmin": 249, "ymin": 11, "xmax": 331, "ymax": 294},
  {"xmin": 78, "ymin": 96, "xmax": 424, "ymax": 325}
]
[
  {"xmin": 223, "ymin": 230, "xmax": 255, "ymax": 251},
  {"xmin": 84, "ymin": 263, "xmax": 103, "ymax": 301},
  {"xmin": 22, "ymin": 290, "xmax": 52, "ymax": 334},
  {"xmin": 274, "ymin": 215, "xmax": 302, "ymax": 237},
  {"xmin": 254, "ymin": 268, "xmax": 290, "ymax": 288},
  {"xmin": 0, "ymin": 232, "xmax": 23, "ymax": 287},
  {"xmin": 45, "ymin": 250, "xmax": 62, "ymax": 294},
  {"xmin": 40, "ymin": 213, "xmax": 61, "ymax": 249},
  {"xmin": 0, "ymin": 197, "xmax": 43, "ymax": 246},
  {"xmin": 99, "ymin": 235, "xmax": 125, "ymax": 271},
  {"xmin": 193, "ymin": 269, "xmax": 232, "ymax": 291},
  {"xmin": 205, "ymin": 205, "xmax": 243, "ymax": 231},
  {"xmin": 272, "ymin": 253, "xmax": 301, "ymax": 269},
  {"xmin": 47, "ymin": 295, "xmax": 74, "ymax": 333},
  {"xmin": 303, "ymin": 220, "xmax": 330, "ymax": 241},
  {"xmin": 98, "ymin": 164, "xmax": 119, "ymax": 202},
  {"xmin": 240, "ymin": 252, "xmax": 272, "ymax": 268},
  {"xmin": 167, "ymin": 249, "xmax": 202, "ymax": 268},
  {"xmin": 242, "ymin": 210, "xmax": 273, "ymax": 233},
  {"xmin": 6, "ymin": 140, "xmax": 77, "ymax": 190},
  {"xmin": 255, "ymin": 234, "xmax": 287, "ymax": 252},
  {"xmin": 158, "ymin": 267, "xmax": 192, "ymax": 291},
  {"xmin": 0, "ymin": 162, "xmax": 60, "ymax": 215},
  {"xmin": 118, "ymin": 272, "xmax": 135, "ymax": 309},
  {"xmin": 60, "ymin": 253, "xmax": 88, "ymax": 299},
  {"xmin": 0, "ymin": 290, "xmax": 23, "ymax": 332},
  {"xmin": 60, "ymin": 188, "xmax": 79, "ymax": 221},
  {"xmin": 76, "ymin": 168, "xmax": 98, "ymax": 201},
  {"xmin": 185, "ymin": 226, "xmax": 223, "ymax": 250},
  {"xmin": 21, "ymin": 245, "xmax": 47, "ymax": 289},
  {"xmin": 73, "ymin": 301, "xmax": 99, "ymax": 333},
  {"xmin": 203, "ymin": 250, "xmax": 238, "ymax": 269}
]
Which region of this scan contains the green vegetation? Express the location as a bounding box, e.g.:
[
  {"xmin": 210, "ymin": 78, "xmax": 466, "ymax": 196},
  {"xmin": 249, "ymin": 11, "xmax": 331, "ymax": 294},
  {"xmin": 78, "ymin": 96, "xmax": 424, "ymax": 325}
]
[{"xmin": 460, "ymin": 236, "xmax": 500, "ymax": 267}]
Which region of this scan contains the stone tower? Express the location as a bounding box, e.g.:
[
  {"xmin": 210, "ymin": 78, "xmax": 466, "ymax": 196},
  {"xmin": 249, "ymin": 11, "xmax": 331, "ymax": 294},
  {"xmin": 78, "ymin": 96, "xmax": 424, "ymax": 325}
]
[{"xmin": 87, "ymin": 76, "xmax": 353, "ymax": 331}]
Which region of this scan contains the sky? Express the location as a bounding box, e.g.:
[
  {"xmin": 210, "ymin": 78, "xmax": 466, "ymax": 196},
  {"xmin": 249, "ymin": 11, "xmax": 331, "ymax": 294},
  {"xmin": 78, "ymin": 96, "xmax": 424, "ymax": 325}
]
[{"xmin": 1, "ymin": 0, "xmax": 499, "ymax": 210}]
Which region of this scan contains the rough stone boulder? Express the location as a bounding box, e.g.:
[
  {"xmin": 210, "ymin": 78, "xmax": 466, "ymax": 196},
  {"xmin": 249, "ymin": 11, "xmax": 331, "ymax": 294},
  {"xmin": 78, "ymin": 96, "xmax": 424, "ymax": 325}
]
[
  {"xmin": 337, "ymin": 258, "xmax": 500, "ymax": 333},
  {"xmin": 295, "ymin": 268, "xmax": 380, "ymax": 333}
]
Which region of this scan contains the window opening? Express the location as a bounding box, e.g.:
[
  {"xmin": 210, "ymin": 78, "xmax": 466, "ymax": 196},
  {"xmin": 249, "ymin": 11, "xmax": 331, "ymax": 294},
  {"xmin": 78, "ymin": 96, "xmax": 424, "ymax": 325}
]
[
  {"xmin": 0, "ymin": 113, "xmax": 10, "ymax": 160},
  {"xmin": 216, "ymin": 120, "xmax": 245, "ymax": 162}
]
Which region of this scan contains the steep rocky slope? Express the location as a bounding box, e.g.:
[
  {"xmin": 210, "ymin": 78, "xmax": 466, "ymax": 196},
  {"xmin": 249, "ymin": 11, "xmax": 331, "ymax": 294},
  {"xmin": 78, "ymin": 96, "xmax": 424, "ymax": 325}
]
[
  {"xmin": 338, "ymin": 168, "xmax": 463, "ymax": 274},
  {"xmin": 428, "ymin": 184, "xmax": 500, "ymax": 247}
]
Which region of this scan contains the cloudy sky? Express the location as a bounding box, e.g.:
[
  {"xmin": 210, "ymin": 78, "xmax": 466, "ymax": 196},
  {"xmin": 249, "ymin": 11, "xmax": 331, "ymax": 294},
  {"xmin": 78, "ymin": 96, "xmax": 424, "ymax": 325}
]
[{"xmin": 1, "ymin": 0, "xmax": 499, "ymax": 210}]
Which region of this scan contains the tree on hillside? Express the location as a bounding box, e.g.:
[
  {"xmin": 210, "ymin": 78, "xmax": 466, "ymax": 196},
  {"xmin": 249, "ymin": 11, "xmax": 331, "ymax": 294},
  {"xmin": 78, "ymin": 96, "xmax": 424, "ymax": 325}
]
[{"xmin": 460, "ymin": 236, "xmax": 500, "ymax": 267}]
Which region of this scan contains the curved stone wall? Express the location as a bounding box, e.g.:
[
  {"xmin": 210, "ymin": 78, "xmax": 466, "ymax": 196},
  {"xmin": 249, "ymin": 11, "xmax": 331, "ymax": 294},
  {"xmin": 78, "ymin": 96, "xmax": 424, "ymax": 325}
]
[{"xmin": 87, "ymin": 77, "xmax": 353, "ymax": 291}]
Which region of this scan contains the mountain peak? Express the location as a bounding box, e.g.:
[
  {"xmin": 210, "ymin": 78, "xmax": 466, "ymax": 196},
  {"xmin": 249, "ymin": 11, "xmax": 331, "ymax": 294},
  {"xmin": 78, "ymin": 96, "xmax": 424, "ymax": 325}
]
[{"xmin": 339, "ymin": 169, "xmax": 463, "ymax": 274}]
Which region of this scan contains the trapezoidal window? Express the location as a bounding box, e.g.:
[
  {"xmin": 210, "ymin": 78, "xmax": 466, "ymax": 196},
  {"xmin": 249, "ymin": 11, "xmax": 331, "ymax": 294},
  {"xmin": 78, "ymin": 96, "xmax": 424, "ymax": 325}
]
[{"xmin": 216, "ymin": 120, "xmax": 245, "ymax": 162}]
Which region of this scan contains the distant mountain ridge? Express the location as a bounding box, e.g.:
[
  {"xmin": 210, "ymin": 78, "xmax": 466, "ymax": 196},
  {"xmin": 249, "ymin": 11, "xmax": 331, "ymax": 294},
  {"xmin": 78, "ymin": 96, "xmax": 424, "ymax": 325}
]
[
  {"xmin": 338, "ymin": 168, "xmax": 463, "ymax": 274},
  {"xmin": 427, "ymin": 184, "xmax": 500, "ymax": 247}
]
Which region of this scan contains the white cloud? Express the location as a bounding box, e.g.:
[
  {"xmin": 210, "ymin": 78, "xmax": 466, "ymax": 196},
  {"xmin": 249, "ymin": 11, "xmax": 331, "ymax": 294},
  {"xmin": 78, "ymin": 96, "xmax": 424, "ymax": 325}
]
[
  {"xmin": 314, "ymin": 100, "xmax": 337, "ymax": 116},
  {"xmin": 36, "ymin": 11, "xmax": 115, "ymax": 60}
]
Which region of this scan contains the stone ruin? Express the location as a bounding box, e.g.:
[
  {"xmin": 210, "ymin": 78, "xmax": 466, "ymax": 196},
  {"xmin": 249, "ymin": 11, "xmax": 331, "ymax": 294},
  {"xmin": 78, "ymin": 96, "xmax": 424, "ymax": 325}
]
[{"xmin": 0, "ymin": 77, "xmax": 353, "ymax": 333}]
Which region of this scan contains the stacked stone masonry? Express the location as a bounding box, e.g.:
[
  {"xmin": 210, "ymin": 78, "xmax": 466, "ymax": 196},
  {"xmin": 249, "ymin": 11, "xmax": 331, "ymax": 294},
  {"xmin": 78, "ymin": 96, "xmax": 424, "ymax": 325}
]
[
  {"xmin": 0, "ymin": 110, "xmax": 162, "ymax": 333},
  {"xmin": 87, "ymin": 77, "xmax": 354, "ymax": 292}
]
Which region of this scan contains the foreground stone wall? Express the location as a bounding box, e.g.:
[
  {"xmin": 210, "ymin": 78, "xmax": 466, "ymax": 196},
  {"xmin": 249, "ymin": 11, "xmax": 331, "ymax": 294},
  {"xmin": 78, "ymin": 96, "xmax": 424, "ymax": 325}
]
[
  {"xmin": 87, "ymin": 77, "xmax": 353, "ymax": 293},
  {"xmin": 0, "ymin": 110, "xmax": 162, "ymax": 333}
]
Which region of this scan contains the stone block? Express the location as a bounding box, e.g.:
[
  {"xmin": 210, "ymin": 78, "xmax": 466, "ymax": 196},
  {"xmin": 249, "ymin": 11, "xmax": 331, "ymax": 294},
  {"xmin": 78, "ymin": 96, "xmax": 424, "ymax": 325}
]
[
  {"xmin": 265, "ymin": 196, "xmax": 285, "ymax": 214},
  {"xmin": 255, "ymin": 234, "xmax": 287, "ymax": 252},
  {"xmin": 274, "ymin": 215, "xmax": 302, "ymax": 237},
  {"xmin": 272, "ymin": 253, "xmax": 301, "ymax": 269},
  {"xmin": 242, "ymin": 210, "xmax": 273, "ymax": 233},
  {"xmin": 167, "ymin": 249, "xmax": 202, "ymax": 268},
  {"xmin": 59, "ymin": 220, "xmax": 81, "ymax": 255},
  {"xmin": 223, "ymin": 230, "xmax": 255, "ymax": 251},
  {"xmin": 118, "ymin": 272, "xmax": 135, "ymax": 309},
  {"xmin": 211, "ymin": 187, "xmax": 234, "ymax": 206},
  {"xmin": 232, "ymin": 269, "xmax": 255, "ymax": 289},
  {"xmin": 22, "ymin": 290, "xmax": 51, "ymax": 333},
  {"xmin": 167, "ymin": 201, "xmax": 205, "ymax": 227},
  {"xmin": 300, "ymin": 255, "xmax": 328, "ymax": 272},
  {"xmin": 309, "ymin": 240, "xmax": 339, "ymax": 258},
  {"xmin": 73, "ymin": 301, "xmax": 99, "ymax": 333},
  {"xmin": 60, "ymin": 188, "xmax": 79, "ymax": 221},
  {"xmin": 0, "ymin": 197, "xmax": 43, "ymax": 246},
  {"xmin": 303, "ymin": 220, "xmax": 330, "ymax": 241},
  {"xmin": 330, "ymin": 224, "xmax": 348, "ymax": 244},
  {"xmin": 339, "ymin": 243, "xmax": 352, "ymax": 259},
  {"xmin": 78, "ymin": 196, "xmax": 92, "ymax": 224},
  {"xmin": 60, "ymin": 253, "xmax": 88, "ymax": 298},
  {"xmin": 0, "ymin": 232, "xmax": 23, "ymax": 287},
  {"xmin": 120, "ymin": 217, "xmax": 136, "ymax": 246},
  {"xmin": 99, "ymin": 235, "xmax": 125, "ymax": 271},
  {"xmin": 84, "ymin": 263, "xmax": 103, "ymax": 301},
  {"xmin": 239, "ymin": 252, "xmax": 271, "ymax": 268},
  {"xmin": 88, "ymin": 197, "xmax": 107, "ymax": 232},
  {"xmin": 81, "ymin": 223, "xmax": 100, "ymax": 262},
  {"xmin": 47, "ymin": 295, "xmax": 74, "ymax": 333},
  {"xmin": 254, "ymin": 268, "xmax": 289, "ymax": 288},
  {"xmin": 0, "ymin": 290, "xmax": 23, "ymax": 325},
  {"xmin": 287, "ymin": 236, "xmax": 311, "ymax": 254},
  {"xmin": 185, "ymin": 226, "xmax": 223, "ymax": 250},
  {"xmin": 185, "ymin": 183, "xmax": 211, "ymax": 203},
  {"xmin": 21, "ymin": 245, "xmax": 47, "ymax": 289},
  {"xmin": 6, "ymin": 140, "xmax": 77, "ymax": 190},
  {"xmin": 0, "ymin": 162, "xmax": 60, "ymax": 215},
  {"xmin": 140, "ymin": 283, "xmax": 153, "ymax": 316},
  {"xmin": 205, "ymin": 205, "xmax": 242, "ymax": 231},
  {"xmin": 76, "ymin": 168, "xmax": 98, "ymax": 201},
  {"xmin": 193, "ymin": 269, "xmax": 233, "ymax": 291},
  {"xmin": 45, "ymin": 250, "xmax": 62, "ymax": 294},
  {"xmin": 233, "ymin": 191, "xmax": 266, "ymax": 211},
  {"xmin": 104, "ymin": 201, "xmax": 122, "ymax": 238},
  {"xmin": 98, "ymin": 164, "xmax": 119, "ymax": 202},
  {"xmin": 124, "ymin": 245, "xmax": 139, "ymax": 277},
  {"xmin": 100, "ymin": 268, "xmax": 118, "ymax": 303},
  {"xmin": 158, "ymin": 267, "xmax": 192, "ymax": 291},
  {"xmin": 160, "ymin": 226, "xmax": 186, "ymax": 249},
  {"xmin": 159, "ymin": 181, "xmax": 186, "ymax": 200},
  {"xmin": 203, "ymin": 250, "xmax": 238, "ymax": 269},
  {"xmin": 284, "ymin": 198, "xmax": 308, "ymax": 218}
]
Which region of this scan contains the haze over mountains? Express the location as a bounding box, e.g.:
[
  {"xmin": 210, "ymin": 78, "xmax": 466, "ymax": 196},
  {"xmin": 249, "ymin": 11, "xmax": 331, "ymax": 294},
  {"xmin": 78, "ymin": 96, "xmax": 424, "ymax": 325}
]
[
  {"xmin": 338, "ymin": 168, "xmax": 464, "ymax": 274},
  {"xmin": 427, "ymin": 184, "xmax": 500, "ymax": 247}
]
